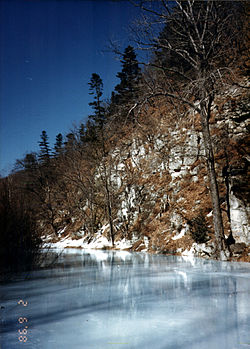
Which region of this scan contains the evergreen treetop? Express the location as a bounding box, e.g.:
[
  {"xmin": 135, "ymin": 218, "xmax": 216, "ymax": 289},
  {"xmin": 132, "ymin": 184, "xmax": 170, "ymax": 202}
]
[
  {"xmin": 54, "ymin": 133, "xmax": 63, "ymax": 155},
  {"xmin": 38, "ymin": 130, "xmax": 51, "ymax": 163},
  {"xmin": 114, "ymin": 45, "xmax": 141, "ymax": 104},
  {"xmin": 88, "ymin": 73, "xmax": 106, "ymax": 127}
]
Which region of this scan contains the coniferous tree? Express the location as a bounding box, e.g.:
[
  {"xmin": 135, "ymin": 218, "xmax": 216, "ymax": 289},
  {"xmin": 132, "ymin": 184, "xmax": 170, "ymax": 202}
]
[
  {"xmin": 88, "ymin": 73, "xmax": 106, "ymax": 127},
  {"xmin": 38, "ymin": 131, "xmax": 51, "ymax": 163},
  {"xmin": 64, "ymin": 133, "xmax": 77, "ymax": 152},
  {"xmin": 54, "ymin": 133, "xmax": 63, "ymax": 155},
  {"xmin": 110, "ymin": 46, "xmax": 141, "ymax": 122},
  {"xmin": 114, "ymin": 45, "xmax": 141, "ymax": 104}
]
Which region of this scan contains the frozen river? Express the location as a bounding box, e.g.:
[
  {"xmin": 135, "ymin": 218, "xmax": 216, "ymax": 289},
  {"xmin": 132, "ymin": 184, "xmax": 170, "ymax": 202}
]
[{"xmin": 1, "ymin": 249, "xmax": 250, "ymax": 349}]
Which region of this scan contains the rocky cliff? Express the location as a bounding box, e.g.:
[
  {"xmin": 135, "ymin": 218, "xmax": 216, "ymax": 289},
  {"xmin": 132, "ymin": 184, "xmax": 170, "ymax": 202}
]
[{"xmin": 52, "ymin": 83, "xmax": 249, "ymax": 262}]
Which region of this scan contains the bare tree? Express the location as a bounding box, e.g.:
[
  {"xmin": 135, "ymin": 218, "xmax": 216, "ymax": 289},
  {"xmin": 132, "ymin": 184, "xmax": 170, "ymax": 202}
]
[{"xmin": 130, "ymin": 0, "xmax": 247, "ymax": 258}]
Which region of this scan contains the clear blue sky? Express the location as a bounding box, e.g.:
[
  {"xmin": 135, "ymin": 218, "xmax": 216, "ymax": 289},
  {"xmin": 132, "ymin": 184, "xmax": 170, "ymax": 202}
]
[{"xmin": 0, "ymin": 0, "xmax": 142, "ymax": 176}]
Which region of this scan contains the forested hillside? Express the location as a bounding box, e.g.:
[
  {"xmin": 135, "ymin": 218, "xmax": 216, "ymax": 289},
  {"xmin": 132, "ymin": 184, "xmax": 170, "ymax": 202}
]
[{"xmin": 1, "ymin": 1, "xmax": 249, "ymax": 272}]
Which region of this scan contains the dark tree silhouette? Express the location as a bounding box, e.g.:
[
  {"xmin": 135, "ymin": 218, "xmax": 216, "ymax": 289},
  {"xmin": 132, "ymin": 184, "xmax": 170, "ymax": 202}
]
[
  {"xmin": 38, "ymin": 130, "xmax": 51, "ymax": 163},
  {"xmin": 54, "ymin": 133, "xmax": 63, "ymax": 155},
  {"xmin": 88, "ymin": 73, "xmax": 106, "ymax": 127},
  {"xmin": 114, "ymin": 45, "xmax": 141, "ymax": 103},
  {"xmin": 110, "ymin": 46, "xmax": 142, "ymax": 121}
]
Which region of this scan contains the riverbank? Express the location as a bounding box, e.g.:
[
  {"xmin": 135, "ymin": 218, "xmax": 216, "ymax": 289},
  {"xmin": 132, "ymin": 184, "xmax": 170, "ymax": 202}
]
[{"xmin": 43, "ymin": 232, "xmax": 250, "ymax": 263}]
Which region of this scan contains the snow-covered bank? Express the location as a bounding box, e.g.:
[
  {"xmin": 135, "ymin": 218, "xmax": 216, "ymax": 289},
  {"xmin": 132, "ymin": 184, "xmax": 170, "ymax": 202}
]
[
  {"xmin": 42, "ymin": 232, "xmax": 250, "ymax": 263},
  {"xmin": 43, "ymin": 233, "xmax": 134, "ymax": 252}
]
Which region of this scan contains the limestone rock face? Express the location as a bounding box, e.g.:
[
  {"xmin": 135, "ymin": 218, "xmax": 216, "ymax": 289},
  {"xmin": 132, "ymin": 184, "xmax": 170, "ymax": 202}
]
[
  {"xmin": 230, "ymin": 192, "xmax": 249, "ymax": 244},
  {"xmin": 70, "ymin": 83, "xmax": 249, "ymax": 261}
]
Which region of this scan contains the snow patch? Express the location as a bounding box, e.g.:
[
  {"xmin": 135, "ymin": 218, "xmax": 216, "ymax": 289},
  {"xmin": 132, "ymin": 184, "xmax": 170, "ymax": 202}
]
[
  {"xmin": 181, "ymin": 248, "xmax": 196, "ymax": 266},
  {"xmin": 115, "ymin": 238, "xmax": 133, "ymax": 250},
  {"xmin": 44, "ymin": 231, "xmax": 113, "ymax": 251},
  {"xmin": 172, "ymin": 228, "xmax": 186, "ymax": 240}
]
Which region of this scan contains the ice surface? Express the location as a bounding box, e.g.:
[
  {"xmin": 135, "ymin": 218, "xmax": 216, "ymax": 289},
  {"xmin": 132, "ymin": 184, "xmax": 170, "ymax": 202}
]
[{"xmin": 1, "ymin": 250, "xmax": 250, "ymax": 349}]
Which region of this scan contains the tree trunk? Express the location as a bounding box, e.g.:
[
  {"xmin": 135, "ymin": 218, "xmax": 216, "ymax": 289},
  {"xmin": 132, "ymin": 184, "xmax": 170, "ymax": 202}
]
[
  {"xmin": 90, "ymin": 190, "xmax": 95, "ymax": 236},
  {"xmin": 105, "ymin": 181, "xmax": 115, "ymax": 247},
  {"xmin": 200, "ymin": 103, "xmax": 227, "ymax": 258},
  {"xmin": 101, "ymin": 132, "xmax": 115, "ymax": 247}
]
